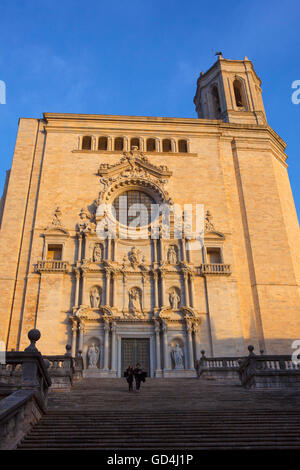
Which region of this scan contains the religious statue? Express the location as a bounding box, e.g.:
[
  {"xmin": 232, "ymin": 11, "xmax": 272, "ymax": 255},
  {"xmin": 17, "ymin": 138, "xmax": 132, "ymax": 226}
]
[
  {"xmin": 167, "ymin": 246, "xmax": 177, "ymax": 264},
  {"xmin": 90, "ymin": 286, "xmax": 101, "ymax": 308},
  {"xmin": 93, "ymin": 243, "xmax": 102, "ymax": 262},
  {"xmin": 88, "ymin": 343, "xmax": 100, "ymax": 369},
  {"xmin": 171, "ymin": 343, "xmax": 184, "ymax": 369},
  {"xmin": 169, "ymin": 289, "xmax": 180, "ymax": 310},
  {"xmin": 129, "ymin": 287, "xmax": 142, "ymax": 313},
  {"xmin": 128, "ymin": 246, "xmax": 142, "ymax": 266}
]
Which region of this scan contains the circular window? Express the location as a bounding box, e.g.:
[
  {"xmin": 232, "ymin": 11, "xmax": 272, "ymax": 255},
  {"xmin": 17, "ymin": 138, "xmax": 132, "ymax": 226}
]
[{"xmin": 112, "ymin": 190, "xmax": 157, "ymax": 227}]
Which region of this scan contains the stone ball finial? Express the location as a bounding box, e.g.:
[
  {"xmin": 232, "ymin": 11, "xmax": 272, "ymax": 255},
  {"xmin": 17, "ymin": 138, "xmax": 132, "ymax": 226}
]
[
  {"xmin": 260, "ymin": 349, "xmax": 264, "ymax": 355},
  {"xmin": 248, "ymin": 345, "xmax": 255, "ymax": 355},
  {"xmin": 25, "ymin": 329, "xmax": 41, "ymax": 352},
  {"xmin": 28, "ymin": 329, "xmax": 41, "ymax": 343},
  {"xmin": 65, "ymin": 344, "xmax": 72, "ymax": 357}
]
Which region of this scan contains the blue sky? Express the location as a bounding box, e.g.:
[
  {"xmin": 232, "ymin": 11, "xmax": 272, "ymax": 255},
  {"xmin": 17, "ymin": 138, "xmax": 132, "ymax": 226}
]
[{"xmin": 0, "ymin": 0, "xmax": 299, "ymax": 216}]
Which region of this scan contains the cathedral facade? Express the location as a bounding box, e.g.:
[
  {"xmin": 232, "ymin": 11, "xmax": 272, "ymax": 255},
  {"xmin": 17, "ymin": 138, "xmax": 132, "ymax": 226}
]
[{"xmin": 0, "ymin": 56, "xmax": 300, "ymax": 378}]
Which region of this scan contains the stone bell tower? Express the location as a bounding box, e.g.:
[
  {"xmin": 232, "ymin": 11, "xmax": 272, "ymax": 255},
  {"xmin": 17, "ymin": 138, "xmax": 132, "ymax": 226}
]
[{"xmin": 194, "ymin": 54, "xmax": 267, "ymax": 125}]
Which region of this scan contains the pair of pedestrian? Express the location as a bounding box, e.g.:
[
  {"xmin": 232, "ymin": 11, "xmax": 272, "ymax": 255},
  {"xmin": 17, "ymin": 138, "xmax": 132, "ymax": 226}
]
[{"xmin": 124, "ymin": 363, "xmax": 145, "ymax": 392}]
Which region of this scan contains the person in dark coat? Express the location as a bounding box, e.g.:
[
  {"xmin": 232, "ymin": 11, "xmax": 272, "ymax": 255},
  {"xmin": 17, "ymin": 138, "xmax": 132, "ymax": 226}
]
[
  {"xmin": 133, "ymin": 363, "xmax": 145, "ymax": 392},
  {"xmin": 124, "ymin": 365, "xmax": 134, "ymax": 392}
]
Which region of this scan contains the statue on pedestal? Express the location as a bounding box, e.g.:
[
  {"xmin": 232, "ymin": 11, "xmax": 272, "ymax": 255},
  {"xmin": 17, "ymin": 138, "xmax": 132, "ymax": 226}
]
[
  {"xmin": 88, "ymin": 343, "xmax": 100, "ymax": 368},
  {"xmin": 167, "ymin": 246, "xmax": 177, "ymax": 264},
  {"xmin": 169, "ymin": 289, "xmax": 180, "ymax": 310},
  {"xmin": 93, "ymin": 243, "xmax": 102, "ymax": 262},
  {"xmin": 129, "ymin": 287, "xmax": 142, "ymax": 313},
  {"xmin": 90, "ymin": 286, "xmax": 101, "ymax": 308},
  {"xmin": 171, "ymin": 343, "xmax": 184, "ymax": 369}
]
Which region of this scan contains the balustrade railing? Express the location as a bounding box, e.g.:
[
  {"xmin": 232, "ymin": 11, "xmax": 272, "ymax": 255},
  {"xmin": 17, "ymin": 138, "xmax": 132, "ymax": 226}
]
[
  {"xmin": 36, "ymin": 260, "xmax": 69, "ymax": 273},
  {"xmin": 0, "ymin": 330, "xmax": 52, "ymax": 449},
  {"xmin": 200, "ymin": 263, "xmax": 231, "ymax": 275}
]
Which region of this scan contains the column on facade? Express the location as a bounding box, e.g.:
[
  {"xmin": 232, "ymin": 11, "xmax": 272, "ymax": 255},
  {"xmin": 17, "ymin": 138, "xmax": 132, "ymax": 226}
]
[
  {"xmin": 154, "ymin": 320, "xmax": 162, "ymax": 372},
  {"xmin": 75, "ymin": 270, "xmax": 80, "ymax": 307},
  {"xmin": 155, "ymin": 138, "xmax": 160, "ymax": 152},
  {"xmin": 182, "ymin": 236, "xmax": 186, "ymax": 262},
  {"xmin": 78, "ymin": 322, "xmax": 85, "ymax": 352},
  {"xmin": 82, "ymin": 274, "xmax": 86, "ymax": 305},
  {"xmin": 193, "ymin": 322, "xmax": 201, "ymax": 362},
  {"xmin": 107, "ymin": 237, "xmax": 111, "ymax": 261},
  {"xmin": 186, "ymin": 320, "xmax": 194, "ymax": 369},
  {"xmin": 103, "ymin": 320, "xmax": 110, "ymax": 370},
  {"xmin": 183, "ymin": 271, "xmax": 189, "ymax": 307},
  {"xmin": 162, "ymin": 321, "xmax": 169, "ymax": 370},
  {"xmin": 171, "ymin": 138, "xmax": 177, "ymax": 153},
  {"xmin": 111, "ymin": 322, "xmax": 117, "ymax": 372},
  {"xmin": 112, "ymin": 271, "xmax": 117, "ymax": 307},
  {"xmin": 189, "ymin": 273, "xmax": 195, "ymax": 308},
  {"xmin": 122, "ymin": 273, "xmax": 126, "ymax": 312},
  {"xmin": 105, "ymin": 269, "xmax": 111, "ymax": 306},
  {"xmin": 78, "ymin": 234, "xmax": 83, "ymax": 261},
  {"xmin": 108, "ymin": 136, "xmax": 113, "ymax": 151},
  {"xmin": 153, "ymin": 272, "xmax": 158, "ymax": 309},
  {"xmin": 160, "ymin": 271, "xmax": 166, "ymax": 307},
  {"xmin": 71, "ymin": 321, "xmax": 77, "ymax": 357}
]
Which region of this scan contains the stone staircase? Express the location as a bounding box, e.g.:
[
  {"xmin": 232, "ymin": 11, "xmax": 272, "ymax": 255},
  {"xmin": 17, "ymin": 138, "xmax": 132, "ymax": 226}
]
[{"xmin": 18, "ymin": 378, "xmax": 300, "ymax": 449}]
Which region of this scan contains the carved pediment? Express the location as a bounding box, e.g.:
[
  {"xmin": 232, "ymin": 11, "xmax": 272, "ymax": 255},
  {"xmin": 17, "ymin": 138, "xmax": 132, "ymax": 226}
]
[{"xmin": 97, "ymin": 147, "xmax": 172, "ymax": 180}]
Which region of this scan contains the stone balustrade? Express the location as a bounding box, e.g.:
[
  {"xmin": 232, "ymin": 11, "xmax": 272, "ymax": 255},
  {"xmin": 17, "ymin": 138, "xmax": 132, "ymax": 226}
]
[
  {"xmin": 239, "ymin": 346, "xmax": 300, "ymax": 389},
  {"xmin": 0, "ymin": 330, "xmax": 52, "ymax": 450},
  {"xmin": 44, "ymin": 345, "xmax": 77, "ymax": 389},
  {"xmin": 35, "ymin": 260, "xmax": 69, "ymax": 273},
  {"xmin": 196, "ymin": 350, "xmax": 241, "ymax": 383},
  {"xmin": 200, "ymin": 263, "xmax": 231, "ymax": 275}
]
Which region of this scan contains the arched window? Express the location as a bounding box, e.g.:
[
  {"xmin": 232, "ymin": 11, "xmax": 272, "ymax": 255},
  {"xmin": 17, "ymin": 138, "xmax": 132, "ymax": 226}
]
[
  {"xmin": 178, "ymin": 140, "xmax": 188, "ymax": 153},
  {"xmin": 162, "ymin": 139, "xmax": 172, "ymax": 152},
  {"xmin": 114, "ymin": 137, "xmax": 124, "ymax": 151},
  {"xmin": 98, "ymin": 136, "xmax": 108, "ymax": 150},
  {"xmin": 130, "ymin": 137, "xmax": 140, "ymax": 149},
  {"xmin": 212, "ymin": 85, "xmax": 221, "ymax": 115},
  {"xmin": 233, "ymin": 79, "xmax": 245, "ymax": 108},
  {"xmin": 82, "ymin": 136, "xmax": 92, "ymax": 150},
  {"xmin": 146, "ymin": 138, "xmax": 156, "ymax": 152}
]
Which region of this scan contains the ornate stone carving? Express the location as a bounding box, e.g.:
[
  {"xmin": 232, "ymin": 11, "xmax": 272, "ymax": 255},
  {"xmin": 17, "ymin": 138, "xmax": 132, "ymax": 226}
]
[
  {"xmin": 87, "ymin": 343, "xmax": 100, "ymax": 369},
  {"xmin": 128, "ymin": 246, "xmax": 142, "ymax": 267},
  {"xmin": 204, "ymin": 210, "xmax": 215, "ymax": 232},
  {"xmin": 96, "ymin": 149, "xmax": 173, "ymax": 207},
  {"xmin": 77, "ymin": 207, "xmax": 96, "ymax": 234}
]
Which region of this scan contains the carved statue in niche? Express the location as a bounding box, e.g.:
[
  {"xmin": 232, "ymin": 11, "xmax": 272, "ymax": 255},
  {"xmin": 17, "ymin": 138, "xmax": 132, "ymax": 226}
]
[
  {"xmin": 90, "ymin": 286, "xmax": 101, "ymax": 308},
  {"xmin": 129, "ymin": 287, "xmax": 142, "ymax": 313},
  {"xmin": 167, "ymin": 245, "xmax": 177, "ymax": 264},
  {"xmin": 169, "ymin": 289, "xmax": 180, "ymax": 310},
  {"xmin": 128, "ymin": 246, "xmax": 142, "ymax": 267},
  {"xmin": 88, "ymin": 343, "xmax": 100, "ymax": 369},
  {"xmin": 93, "ymin": 243, "xmax": 103, "ymax": 262},
  {"xmin": 171, "ymin": 343, "xmax": 184, "ymax": 369}
]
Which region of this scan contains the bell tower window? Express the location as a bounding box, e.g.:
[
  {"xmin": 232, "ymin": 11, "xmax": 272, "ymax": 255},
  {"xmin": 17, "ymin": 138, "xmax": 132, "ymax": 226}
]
[
  {"xmin": 212, "ymin": 85, "xmax": 221, "ymax": 116},
  {"xmin": 233, "ymin": 79, "xmax": 245, "ymax": 108}
]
